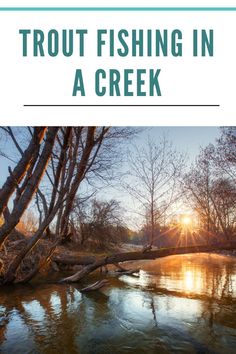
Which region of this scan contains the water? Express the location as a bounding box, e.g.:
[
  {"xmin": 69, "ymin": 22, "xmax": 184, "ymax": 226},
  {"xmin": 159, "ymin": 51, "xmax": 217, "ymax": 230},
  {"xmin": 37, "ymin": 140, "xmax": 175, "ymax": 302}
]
[{"xmin": 0, "ymin": 253, "xmax": 236, "ymax": 353}]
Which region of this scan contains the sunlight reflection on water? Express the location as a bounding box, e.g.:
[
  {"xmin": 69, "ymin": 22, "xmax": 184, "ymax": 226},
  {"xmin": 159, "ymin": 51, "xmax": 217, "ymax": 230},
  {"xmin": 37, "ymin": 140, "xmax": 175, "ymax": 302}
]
[{"xmin": 0, "ymin": 253, "xmax": 236, "ymax": 354}]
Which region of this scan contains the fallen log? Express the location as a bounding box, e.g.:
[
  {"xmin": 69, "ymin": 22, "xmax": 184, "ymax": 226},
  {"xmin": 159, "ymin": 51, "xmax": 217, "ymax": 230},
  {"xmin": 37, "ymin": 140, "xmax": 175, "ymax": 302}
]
[
  {"xmin": 53, "ymin": 254, "xmax": 96, "ymax": 266},
  {"xmin": 80, "ymin": 279, "xmax": 109, "ymax": 293},
  {"xmin": 59, "ymin": 242, "xmax": 236, "ymax": 283},
  {"xmin": 59, "ymin": 259, "xmax": 105, "ymax": 283}
]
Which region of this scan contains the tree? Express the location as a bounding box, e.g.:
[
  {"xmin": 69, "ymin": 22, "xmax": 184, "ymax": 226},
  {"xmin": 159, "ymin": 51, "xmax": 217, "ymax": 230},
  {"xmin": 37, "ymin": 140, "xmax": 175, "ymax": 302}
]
[
  {"xmin": 0, "ymin": 126, "xmax": 133, "ymax": 284},
  {"xmin": 183, "ymin": 146, "xmax": 236, "ymax": 243},
  {"xmin": 210, "ymin": 178, "xmax": 236, "ymax": 240},
  {"xmin": 124, "ymin": 136, "xmax": 184, "ymax": 247},
  {"xmin": 213, "ymin": 127, "xmax": 236, "ymax": 180},
  {"xmin": 183, "ymin": 148, "xmax": 215, "ymax": 242},
  {"xmin": 0, "ymin": 127, "xmax": 58, "ymax": 247},
  {"xmin": 70, "ymin": 198, "xmax": 126, "ymax": 250},
  {"xmin": 0, "ymin": 127, "xmax": 46, "ymax": 218},
  {"xmin": 3, "ymin": 127, "xmax": 111, "ymax": 283}
]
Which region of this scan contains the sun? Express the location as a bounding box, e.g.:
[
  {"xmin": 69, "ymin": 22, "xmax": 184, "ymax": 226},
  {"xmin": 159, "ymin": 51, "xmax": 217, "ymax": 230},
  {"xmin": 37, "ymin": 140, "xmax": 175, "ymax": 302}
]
[
  {"xmin": 181, "ymin": 216, "xmax": 192, "ymax": 226},
  {"xmin": 180, "ymin": 215, "xmax": 193, "ymax": 227}
]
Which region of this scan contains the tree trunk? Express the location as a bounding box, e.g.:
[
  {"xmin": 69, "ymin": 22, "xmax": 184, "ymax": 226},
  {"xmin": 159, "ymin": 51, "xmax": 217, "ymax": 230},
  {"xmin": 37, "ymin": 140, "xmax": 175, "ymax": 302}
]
[
  {"xmin": 0, "ymin": 128, "xmax": 58, "ymax": 247},
  {"xmin": 0, "ymin": 128, "xmax": 46, "ymax": 217},
  {"xmin": 3, "ymin": 188, "xmax": 68, "ymax": 284},
  {"xmin": 59, "ymin": 127, "xmax": 96, "ymax": 236}
]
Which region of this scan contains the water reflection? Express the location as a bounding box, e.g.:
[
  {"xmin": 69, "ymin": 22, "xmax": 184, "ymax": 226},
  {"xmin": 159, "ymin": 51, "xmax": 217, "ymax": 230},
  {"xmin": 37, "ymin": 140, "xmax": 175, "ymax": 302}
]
[{"xmin": 0, "ymin": 253, "xmax": 236, "ymax": 353}]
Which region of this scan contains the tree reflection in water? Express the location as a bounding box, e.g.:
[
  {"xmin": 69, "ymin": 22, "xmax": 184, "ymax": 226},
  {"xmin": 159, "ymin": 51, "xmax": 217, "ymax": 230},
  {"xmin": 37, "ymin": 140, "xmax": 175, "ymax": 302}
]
[{"xmin": 0, "ymin": 253, "xmax": 236, "ymax": 353}]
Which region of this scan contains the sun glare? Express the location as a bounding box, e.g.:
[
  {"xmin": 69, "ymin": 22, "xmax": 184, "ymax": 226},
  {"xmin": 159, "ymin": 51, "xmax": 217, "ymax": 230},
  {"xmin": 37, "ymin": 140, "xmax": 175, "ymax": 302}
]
[{"xmin": 181, "ymin": 216, "xmax": 192, "ymax": 226}]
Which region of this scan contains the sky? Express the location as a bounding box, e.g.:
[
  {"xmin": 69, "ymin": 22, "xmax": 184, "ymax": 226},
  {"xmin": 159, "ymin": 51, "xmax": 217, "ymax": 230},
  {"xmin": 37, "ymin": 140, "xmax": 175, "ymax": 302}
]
[
  {"xmin": 0, "ymin": 127, "xmax": 220, "ymax": 186},
  {"xmin": 107, "ymin": 127, "xmax": 220, "ymax": 226},
  {"xmin": 0, "ymin": 126, "xmax": 221, "ymax": 228},
  {"xmin": 135, "ymin": 127, "xmax": 220, "ymax": 162}
]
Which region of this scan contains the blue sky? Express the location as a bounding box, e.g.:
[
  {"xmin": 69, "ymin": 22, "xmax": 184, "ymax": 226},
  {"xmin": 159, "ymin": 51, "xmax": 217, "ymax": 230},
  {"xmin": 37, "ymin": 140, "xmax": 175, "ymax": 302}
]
[
  {"xmin": 0, "ymin": 126, "xmax": 220, "ymax": 187},
  {"xmin": 115, "ymin": 127, "xmax": 220, "ymax": 226},
  {"xmin": 136, "ymin": 127, "xmax": 220, "ymax": 163},
  {"xmin": 0, "ymin": 126, "xmax": 221, "ymax": 229}
]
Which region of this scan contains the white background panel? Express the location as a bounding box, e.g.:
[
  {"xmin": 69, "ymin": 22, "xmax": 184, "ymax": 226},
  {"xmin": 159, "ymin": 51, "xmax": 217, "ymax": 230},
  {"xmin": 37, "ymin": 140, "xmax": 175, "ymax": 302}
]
[{"xmin": 0, "ymin": 9, "xmax": 235, "ymax": 125}]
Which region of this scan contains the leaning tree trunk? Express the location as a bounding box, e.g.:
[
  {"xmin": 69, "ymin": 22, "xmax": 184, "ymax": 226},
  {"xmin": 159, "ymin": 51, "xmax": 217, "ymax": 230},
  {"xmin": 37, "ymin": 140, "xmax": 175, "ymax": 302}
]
[
  {"xmin": 3, "ymin": 128, "xmax": 74, "ymax": 283},
  {"xmin": 0, "ymin": 127, "xmax": 46, "ymax": 217},
  {"xmin": 59, "ymin": 127, "xmax": 96, "ymax": 237},
  {"xmin": 3, "ymin": 198, "xmax": 61, "ymax": 283},
  {"xmin": 0, "ymin": 127, "xmax": 59, "ymax": 248},
  {"xmin": 17, "ymin": 128, "xmax": 99, "ymax": 283}
]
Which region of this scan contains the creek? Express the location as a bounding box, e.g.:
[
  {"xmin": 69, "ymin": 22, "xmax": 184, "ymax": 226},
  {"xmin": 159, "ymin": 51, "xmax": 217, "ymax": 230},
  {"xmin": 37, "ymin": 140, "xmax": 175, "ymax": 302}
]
[{"xmin": 0, "ymin": 253, "xmax": 236, "ymax": 353}]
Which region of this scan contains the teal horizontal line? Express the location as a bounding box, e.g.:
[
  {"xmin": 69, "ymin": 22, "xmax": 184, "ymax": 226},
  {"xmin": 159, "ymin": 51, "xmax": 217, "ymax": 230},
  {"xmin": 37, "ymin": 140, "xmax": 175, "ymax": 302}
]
[{"xmin": 0, "ymin": 7, "xmax": 236, "ymax": 12}]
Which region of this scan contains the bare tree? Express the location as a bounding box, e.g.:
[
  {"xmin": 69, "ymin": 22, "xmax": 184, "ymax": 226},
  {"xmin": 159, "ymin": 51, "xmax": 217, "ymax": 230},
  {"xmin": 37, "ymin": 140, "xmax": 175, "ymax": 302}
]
[
  {"xmin": 183, "ymin": 146, "xmax": 236, "ymax": 243},
  {"xmin": 1, "ymin": 127, "xmax": 134, "ymax": 284},
  {"xmin": 212, "ymin": 127, "xmax": 236, "ymax": 180},
  {"xmin": 0, "ymin": 127, "xmax": 58, "ymax": 247},
  {"xmin": 3, "ymin": 127, "xmax": 106, "ymax": 283},
  {"xmin": 0, "ymin": 127, "xmax": 46, "ymax": 218},
  {"xmin": 124, "ymin": 136, "xmax": 184, "ymax": 248},
  {"xmin": 70, "ymin": 198, "xmax": 126, "ymax": 249},
  {"xmin": 183, "ymin": 148, "xmax": 215, "ymax": 243}
]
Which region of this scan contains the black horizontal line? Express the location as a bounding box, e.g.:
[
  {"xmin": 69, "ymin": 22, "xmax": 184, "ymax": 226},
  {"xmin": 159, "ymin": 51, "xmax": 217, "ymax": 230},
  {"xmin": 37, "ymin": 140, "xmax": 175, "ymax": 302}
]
[{"xmin": 24, "ymin": 104, "xmax": 220, "ymax": 107}]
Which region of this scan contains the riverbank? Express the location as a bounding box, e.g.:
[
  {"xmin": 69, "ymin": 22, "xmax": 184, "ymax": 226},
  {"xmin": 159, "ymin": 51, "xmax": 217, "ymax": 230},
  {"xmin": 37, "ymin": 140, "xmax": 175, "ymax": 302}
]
[{"xmin": 213, "ymin": 249, "xmax": 236, "ymax": 257}]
